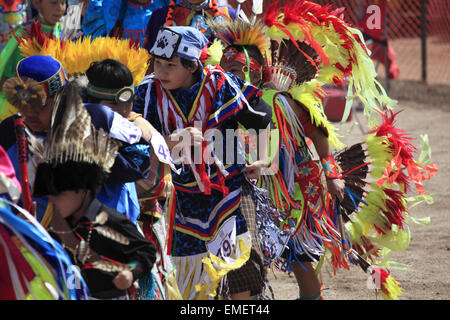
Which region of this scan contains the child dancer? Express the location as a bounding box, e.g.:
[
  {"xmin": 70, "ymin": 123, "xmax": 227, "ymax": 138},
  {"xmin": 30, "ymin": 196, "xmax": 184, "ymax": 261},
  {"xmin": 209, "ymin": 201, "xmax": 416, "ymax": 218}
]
[
  {"xmin": 133, "ymin": 26, "xmax": 272, "ymax": 299},
  {"xmin": 32, "ymin": 82, "xmax": 156, "ymax": 299}
]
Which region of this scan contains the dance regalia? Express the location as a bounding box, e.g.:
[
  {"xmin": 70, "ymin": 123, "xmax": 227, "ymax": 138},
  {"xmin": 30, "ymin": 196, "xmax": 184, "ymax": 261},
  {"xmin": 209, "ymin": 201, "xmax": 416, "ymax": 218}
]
[
  {"xmin": 0, "ymin": 52, "xmax": 151, "ymax": 225},
  {"xmin": 133, "ymin": 65, "xmax": 269, "ymax": 299},
  {"xmin": 0, "ymin": 20, "xmax": 62, "ymax": 121},
  {"xmin": 0, "ymin": 198, "xmax": 91, "ymax": 299},
  {"xmin": 15, "ymin": 26, "xmax": 180, "ymax": 299},
  {"xmin": 0, "ymin": 0, "xmax": 27, "ymax": 51},
  {"xmin": 0, "ymin": 103, "xmax": 149, "ymax": 224},
  {"xmin": 211, "ymin": 0, "xmax": 438, "ymax": 299},
  {"xmin": 143, "ymin": 0, "xmax": 235, "ymax": 52},
  {"xmin": 0, "ymin": 146, "xmax": 90, "ymax": 300},
  {"xmin": 261, "ymin": 89, "xmax": 343, "ymax": 262},
  {"xmin": 10, "ymin": 29, "xmax": 157, "ymax": 224},
  {"xmin": 29, "ymin": 82, "xmax": 156, "ymax": 300},
  {"xmin": 81, "ymin": 0, "xmax": 167, "ymax": 46}
]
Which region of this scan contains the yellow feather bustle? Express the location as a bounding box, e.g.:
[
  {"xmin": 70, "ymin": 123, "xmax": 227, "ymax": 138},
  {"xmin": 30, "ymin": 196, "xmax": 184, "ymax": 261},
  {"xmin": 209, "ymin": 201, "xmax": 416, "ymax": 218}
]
[{"xmin": 19, "ymin": 36, "xmax": 150, "ymax": 86}]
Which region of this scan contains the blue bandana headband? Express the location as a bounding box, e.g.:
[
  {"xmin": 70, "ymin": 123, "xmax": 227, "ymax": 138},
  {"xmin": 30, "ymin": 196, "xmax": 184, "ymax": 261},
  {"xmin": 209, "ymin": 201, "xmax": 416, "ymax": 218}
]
[{"xmin": 150, "ymin": 26, "xmax": 208, "ymax": 62}]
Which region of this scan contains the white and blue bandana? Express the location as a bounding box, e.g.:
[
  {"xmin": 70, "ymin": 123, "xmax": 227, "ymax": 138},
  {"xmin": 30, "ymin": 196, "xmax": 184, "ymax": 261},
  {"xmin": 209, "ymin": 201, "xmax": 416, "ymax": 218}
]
[{"xmin": 150, "ymin": 26, "xmax": 208, "ymax": 63}]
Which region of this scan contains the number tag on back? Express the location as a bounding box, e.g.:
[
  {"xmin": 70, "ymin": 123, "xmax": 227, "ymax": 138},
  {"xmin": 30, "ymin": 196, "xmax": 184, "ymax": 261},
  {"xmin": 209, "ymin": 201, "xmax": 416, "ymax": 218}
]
[{"xmin": 206, "ymin": 216, "xmax": 237, "ymax": 262}]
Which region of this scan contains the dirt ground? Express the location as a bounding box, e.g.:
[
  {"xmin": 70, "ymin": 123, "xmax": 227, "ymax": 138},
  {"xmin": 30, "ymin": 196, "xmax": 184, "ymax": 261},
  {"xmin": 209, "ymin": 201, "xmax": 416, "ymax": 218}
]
[{"xmin": 267, "ymin": 79, "xmax": 450, "ymax": 300}]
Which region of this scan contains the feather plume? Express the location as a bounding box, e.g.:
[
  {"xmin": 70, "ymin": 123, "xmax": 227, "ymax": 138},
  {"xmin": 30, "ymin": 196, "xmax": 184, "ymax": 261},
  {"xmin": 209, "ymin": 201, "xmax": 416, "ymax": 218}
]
[
  {"xmin": 43, "ymin": 82, "xmax": 121, "ymax": 173},
  {"xmin": 94, "ymin": 211, "xmax": 108, "ymax": 225},
  {"xmin": 89, "ymin": 260, "xmax": 134, "ymax": 273},
  {"xmin": 270, "ymin": 39, "xmax": 319, "ymax": 90},
  {"xmin": 19, "ymin": 35, "xmax": 150, "ymax": 86},
  {"xmin": 208, "ymin": 18, "xmax": 272, "ymax": 67},
  {"xmin": 24, "ymin": 127, "xmax": 44, "ymax": 161},
  {"xmin": 93, "ymin": 226, "xmax": 130, "ymax": 246},
  {"xmin": 263, "ymin": 0, "xmax": 397, "ymax": 121}
]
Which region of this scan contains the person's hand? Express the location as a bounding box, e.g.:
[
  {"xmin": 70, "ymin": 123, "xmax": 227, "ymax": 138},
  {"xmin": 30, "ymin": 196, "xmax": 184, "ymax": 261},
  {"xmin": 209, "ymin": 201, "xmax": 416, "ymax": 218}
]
[
  {"xmin": 169, "ymin": 127, "xmax": 204, "ymax": 149},
  {"xmin": 243, "ymin": 160, "xmax": 266, "ymax": 180},
  {"xmin": 112, "ymin": 270, "xmax": 134, "ymax": 290},
  {"xmin": 326, "ymin": 178, "xmax": 345, "ymax": 202}
]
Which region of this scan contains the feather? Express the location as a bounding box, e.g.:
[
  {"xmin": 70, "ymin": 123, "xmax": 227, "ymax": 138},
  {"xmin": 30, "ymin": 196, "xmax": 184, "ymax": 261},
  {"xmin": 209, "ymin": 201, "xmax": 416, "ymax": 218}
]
[
  {"xmin": 42, "ymin": 82, "xmax": 121, "ymax": 173},
  {"xmin": 94, "ymin": 211, "xmax": 108, "ymax": 225},
  {"xmin": 208, "ymin": 18, "xmax": 272, "ymax": 67},
  {"xmin": 24, "ymin": 127, "xmax": 44, "ymax": 161},
  {"xmin": 252, "ymin": 0, "xmax": 263, "ymax": 22},
  {"xmin": 89, "ymin": 260, "xmax": 134, "ymax": 273},
  {"xmin": 94, "ymin": 226, "xmax": 130, "ymax": 246},
  {"xmin": 270, "ymin": 39, "xmax": 319, "ymax": 89},
  {"xmin": 19, "ymin": 35, "xmax": 150, "ymax": 86}
]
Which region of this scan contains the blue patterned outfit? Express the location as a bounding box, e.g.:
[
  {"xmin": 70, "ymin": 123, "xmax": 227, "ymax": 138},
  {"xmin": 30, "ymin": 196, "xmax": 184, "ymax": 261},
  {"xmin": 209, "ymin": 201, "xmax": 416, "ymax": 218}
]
[{"xmin": 81, "ymin": 0, "xmax": 168, "ymax": 46}]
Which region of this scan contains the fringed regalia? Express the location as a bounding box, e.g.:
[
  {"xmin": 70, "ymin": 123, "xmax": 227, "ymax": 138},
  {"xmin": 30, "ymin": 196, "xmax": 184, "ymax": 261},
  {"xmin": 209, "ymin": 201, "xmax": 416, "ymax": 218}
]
[
  {"xmin": 211, "ymin": 0, "xmax": 438, "ymax": 300},
  {"xmin": 0, "ymin": 144, "xmax": 90, "ymax": 300},
  {"xmin": 1, "ymin": 31, "xmax": 152, "ymax": 224},
  {"xmin": 133, "ymin": 64, "xmax": 272, "ymax": 299}
]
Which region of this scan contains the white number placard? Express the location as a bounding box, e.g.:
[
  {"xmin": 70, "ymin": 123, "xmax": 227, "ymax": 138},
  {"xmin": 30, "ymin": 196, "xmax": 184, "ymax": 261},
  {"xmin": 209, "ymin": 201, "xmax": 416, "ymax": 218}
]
[
  {"xmin": 206, "ymin": 216, "xmax": 237, "ymax": 261},
  {"xmin": 151, "ymin": 131, "xmax": 180, "ymax": 174}
]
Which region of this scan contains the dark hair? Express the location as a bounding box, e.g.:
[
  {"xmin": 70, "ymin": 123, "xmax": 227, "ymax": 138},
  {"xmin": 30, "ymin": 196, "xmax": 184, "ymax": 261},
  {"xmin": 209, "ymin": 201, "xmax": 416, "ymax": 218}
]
[
  {"xmin": 181, "ymin": 57, "xmax": 203, "ymax": 79},
  {"xmin": 33, "ymin": 161, "xmax": 107, "ymax": 197},
  {"xmin": 84, "ymin": 59, "xmax": 133, "ymax": 103}
]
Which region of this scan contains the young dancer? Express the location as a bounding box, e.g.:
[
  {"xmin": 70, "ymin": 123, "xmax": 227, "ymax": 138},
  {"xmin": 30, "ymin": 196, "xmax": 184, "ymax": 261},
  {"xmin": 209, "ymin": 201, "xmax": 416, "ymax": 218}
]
[
  {"xmin": 133, "ymin": 25, "xmax": 272, "ymax": 299},
  {"xmin": 212, "ymin": 0, "xmax": 438, "ymax": 300},
  {"xmin": 213, "ymin": 18, "xmax": 344, "ymax": 300},
  {"xmin": 0, "ymin": 55, "xmax": 151, "ymax": 224},
  {"xmin": 32, "ymin": 82, "xmax": 156, "ymax": 299}
]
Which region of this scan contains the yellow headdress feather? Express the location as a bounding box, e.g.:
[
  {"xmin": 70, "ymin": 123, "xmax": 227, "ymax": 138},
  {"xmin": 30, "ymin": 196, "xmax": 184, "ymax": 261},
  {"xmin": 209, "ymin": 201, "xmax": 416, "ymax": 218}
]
[{"xmin": 19, "ymin": 36, "xmax": 150, "ymax": 86}]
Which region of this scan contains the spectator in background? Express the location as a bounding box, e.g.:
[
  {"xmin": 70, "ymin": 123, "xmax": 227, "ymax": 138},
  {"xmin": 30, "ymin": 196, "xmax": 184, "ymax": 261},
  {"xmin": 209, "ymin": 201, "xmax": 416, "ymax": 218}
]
[
  {"xmin": 0, "ymin": 0, "xmax": 28, "ymax": 51},
  {"xmin": 81, "ymin": 0, "xmax": 168, "ymax": 46},
  {"xmin": 143, "ymin": 0, "xmax": 236, "ymax": 52}
]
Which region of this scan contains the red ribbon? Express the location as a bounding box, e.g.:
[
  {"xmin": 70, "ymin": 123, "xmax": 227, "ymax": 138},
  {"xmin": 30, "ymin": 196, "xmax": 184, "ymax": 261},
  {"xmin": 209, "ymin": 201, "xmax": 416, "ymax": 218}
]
[{"xmin": 13, "ymin": 115, "xmax": 32, "ymax": 213}]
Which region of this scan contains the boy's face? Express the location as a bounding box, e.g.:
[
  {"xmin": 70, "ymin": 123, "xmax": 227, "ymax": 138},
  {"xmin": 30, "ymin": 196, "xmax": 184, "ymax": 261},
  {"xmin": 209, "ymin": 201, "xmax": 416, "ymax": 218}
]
[
  {"xmin": 153, "ymin": 56, "xmax": 196, "ymax": 91},
  {"xmin": 48, "ymin": 190, "xmax": 87, "ymax": 218},
  {"xmin": 19, "ymin": 97, "xmax": 53, "ymax": 133},
  {"xmin": 34, "ymin": 0, "xmax": 66, "ymax": 25},
  {"xmin": 221, "ymin": 59, "xmax": 262, "ymax": 86}
]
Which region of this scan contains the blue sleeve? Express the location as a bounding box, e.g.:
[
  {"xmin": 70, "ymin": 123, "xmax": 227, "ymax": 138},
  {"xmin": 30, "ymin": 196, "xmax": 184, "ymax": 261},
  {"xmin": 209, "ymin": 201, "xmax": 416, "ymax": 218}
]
[
  {"xmin": 84, "ymin": 103, "xmax": 151, "ymax": 184},
  {"xmin": 81, "ymin": 0, "xmax": 109, "ymax": 38}
]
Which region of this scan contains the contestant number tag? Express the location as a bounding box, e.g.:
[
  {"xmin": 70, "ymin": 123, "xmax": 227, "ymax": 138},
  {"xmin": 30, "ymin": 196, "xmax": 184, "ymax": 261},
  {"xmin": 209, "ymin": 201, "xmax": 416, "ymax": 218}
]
[
  {"xmin": 151, "ymin": 132, "xmax": 180, "ymax": 173},
  {"xmin": 207, "ymin": 216, "xmax": 237, "ymax": 260}
]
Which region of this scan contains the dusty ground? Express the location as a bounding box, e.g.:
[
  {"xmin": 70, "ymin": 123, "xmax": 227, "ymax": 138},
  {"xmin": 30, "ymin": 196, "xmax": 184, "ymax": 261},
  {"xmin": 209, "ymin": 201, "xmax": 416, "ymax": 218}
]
[{"xmin": 267, "ymin": 79, "xmax": 450, "ymax": 300}]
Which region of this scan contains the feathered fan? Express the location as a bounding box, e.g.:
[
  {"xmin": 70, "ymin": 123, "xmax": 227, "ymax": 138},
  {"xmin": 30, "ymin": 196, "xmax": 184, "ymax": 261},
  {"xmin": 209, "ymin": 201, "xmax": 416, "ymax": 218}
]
[{"xmin": 270, "ymin": 39, "xmax": 319, "ymax": 91}]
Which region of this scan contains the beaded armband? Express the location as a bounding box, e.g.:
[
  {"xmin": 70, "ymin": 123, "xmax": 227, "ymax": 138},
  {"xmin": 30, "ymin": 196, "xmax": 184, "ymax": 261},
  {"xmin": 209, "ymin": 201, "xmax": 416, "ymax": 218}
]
[{"xmin": 320, "ymin": 155, "xmax": 341, "ymax": 179}]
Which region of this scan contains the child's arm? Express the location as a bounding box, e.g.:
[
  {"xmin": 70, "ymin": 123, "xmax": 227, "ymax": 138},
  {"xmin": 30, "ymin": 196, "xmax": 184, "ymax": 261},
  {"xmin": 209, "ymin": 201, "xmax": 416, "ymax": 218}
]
[
  {"xmin": 128, "ymin": 111, "xmax": 157, "ymax": 142},
  {"xmin": 105, "ymin": 210, "xmax": 157, "ymax": 288},
  {"xmin": 288, "ymin": 96, "xmax": 345, "ymax": 201}
]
